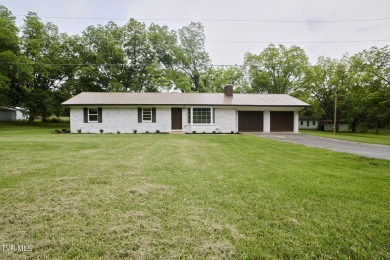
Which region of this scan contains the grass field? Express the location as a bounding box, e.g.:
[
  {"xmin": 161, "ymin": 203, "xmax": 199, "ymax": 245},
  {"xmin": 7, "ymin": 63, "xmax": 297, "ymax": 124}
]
[
  {"xmin": 1, "ymin": 123, "xmax": 389, "ymax": 258},
  {"xmin": 301, "ymin": 129, "xmax": 390, "ymax": 146}
]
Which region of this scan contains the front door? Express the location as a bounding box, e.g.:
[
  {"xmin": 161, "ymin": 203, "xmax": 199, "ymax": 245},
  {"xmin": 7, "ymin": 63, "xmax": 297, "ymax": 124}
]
[{"xmin": 171, "ymin": 108, "xmax": 182, "ymax": 130}]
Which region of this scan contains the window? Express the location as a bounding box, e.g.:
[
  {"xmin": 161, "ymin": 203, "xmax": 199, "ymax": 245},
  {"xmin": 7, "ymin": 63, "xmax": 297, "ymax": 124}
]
[
  {"xmin": 306, "ymin": 121, "xmax": 309, "ymax": 126},
  {"xmin": 84, "ymin": 108, "xmax": 102, "ymax": 123},
  {"xmin": 89, "ymin": 108, "xmax": 98, "ymax": 122},
  {"xmin": 300, "ymin": 121, "xmax": 303, "ymax": 125},
  {"xmin": 312, "ymin": 121, "xmax": 316, "ymax": 126},
  {"xmin": 142, "ymin": 108, "xmax": 152, "ymax": 122},
  {"xmin": 188, "ymin": 108, "xmax": 214, "ymax": 124},
  {"xmin": 138, "ymin": 108, "xmax": 156, "ymax": 123}
]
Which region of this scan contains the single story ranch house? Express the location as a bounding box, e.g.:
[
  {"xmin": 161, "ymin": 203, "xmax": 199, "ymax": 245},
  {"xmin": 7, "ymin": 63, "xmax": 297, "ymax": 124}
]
[{"xmin": 62, "ymin": 85, "xmax": 309, "ymax": 134}]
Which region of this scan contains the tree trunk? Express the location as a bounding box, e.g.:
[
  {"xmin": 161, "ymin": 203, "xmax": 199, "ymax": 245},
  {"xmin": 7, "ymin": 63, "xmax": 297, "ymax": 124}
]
[
  {"xmin": 28, "ymin": 115, "xmax": 35, "ymax": 124},
  {"xmin": 374, "ymin": 120, "xmax": 379, "ymax": 134},
  {"xmin": 351, "ymin": 118, "xmax": 357, "ymax": 133}
]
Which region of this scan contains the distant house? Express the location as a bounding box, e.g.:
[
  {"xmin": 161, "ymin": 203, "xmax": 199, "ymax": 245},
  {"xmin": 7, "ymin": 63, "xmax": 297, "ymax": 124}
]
[
  {"xmin": 62, "ymin": 85, "xmax": 310, "ymax": 134},
  {"xmin": 299, "ymin": 116, "xmax": 319, "ymax": 130},
  {"xmin": 319, "ymin": 120, "xmax": 349, "ymax": 132},
  {"xmin": 15, "ymin": 107, "xmax": 27, "ymax": 120},
  {"xmin": 0, "ymin": 107, "xmax": 16, "ymax": 121}
]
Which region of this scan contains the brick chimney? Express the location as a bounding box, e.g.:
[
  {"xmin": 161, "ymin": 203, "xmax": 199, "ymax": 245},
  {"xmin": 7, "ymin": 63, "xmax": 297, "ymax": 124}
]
[{"xmin": 224, "ymin": 84, "xmax": 233, "ymax": 97}]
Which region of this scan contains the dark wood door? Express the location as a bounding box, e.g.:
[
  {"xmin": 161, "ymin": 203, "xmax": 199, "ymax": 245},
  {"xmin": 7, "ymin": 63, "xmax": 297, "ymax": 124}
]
[
  {"xmin": 270, "ymin": 111, "xmax": 294, "ymax": 132},
  {"xmin": 171, "ymin": 108, "xmax": 182, "ymax": 130},
  {"xmin": 238, "ymin": 111, "xmax": 263, "ymax": 132}
]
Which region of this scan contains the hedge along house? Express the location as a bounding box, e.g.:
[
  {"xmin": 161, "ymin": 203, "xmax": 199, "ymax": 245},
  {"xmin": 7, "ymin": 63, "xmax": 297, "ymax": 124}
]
[{"xmin": 62, "ymin": 85, "xmax": 309, "ymax": 134}]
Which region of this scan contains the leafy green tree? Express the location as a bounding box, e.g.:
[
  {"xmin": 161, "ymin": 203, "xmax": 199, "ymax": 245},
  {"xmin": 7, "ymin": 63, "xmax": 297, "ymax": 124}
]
[
  {"xmin": 245, "ymin": 44, "xmax": 309, "ymax": 94},
  {"xmin": 20, "ymin": 12, "xmax": 75, "ymax": 122},
  {"xmin": 0, "ymin": 5, "xmax": 32, "ymax": 107},
  {"xmin": 200, "ymin": 66, "xmax": 247, "ymax": 93},
  {"xmin": 344, "ymin": 46, "xmax": 390, "ymax": 132},
  {"xmin": 121, "ymin": 19, "xmax": 161, "ymax": 92},
  {"xmin": 148, "ymin": 23, "xmax": 189, "ymax": 92},
  {"xmin": 302, "ymin": 56, "xmax": 349, "ymax": 124},
  {"xmin": 76, "ymin": 22, "xmax": 125, "ymax": 92},
  {"xmin": 177, "ymin": 22, "xmax": 211, "ymax": 92}
]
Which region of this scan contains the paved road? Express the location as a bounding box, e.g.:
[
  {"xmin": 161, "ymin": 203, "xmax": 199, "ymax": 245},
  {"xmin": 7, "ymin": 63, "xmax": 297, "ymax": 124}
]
[{"xmin": 247, "ymin": 133, "xmax": 390, "ymax": 160}]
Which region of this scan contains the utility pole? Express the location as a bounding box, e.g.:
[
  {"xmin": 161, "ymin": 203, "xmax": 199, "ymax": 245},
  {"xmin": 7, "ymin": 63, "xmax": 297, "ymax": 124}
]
[{"xmin": 333, "ymin": 89, "xmax": 338, "ymax": 134}]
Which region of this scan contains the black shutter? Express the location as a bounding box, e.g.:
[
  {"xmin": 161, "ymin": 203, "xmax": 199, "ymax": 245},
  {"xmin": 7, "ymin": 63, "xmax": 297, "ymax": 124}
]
[
  {"xmin": 98, "ymin": 107, "xmax": 102, "ymax": 123},
  {"xmin": 152, "ymin": 108, "xmax": 156, "ymax": 123},
  {"xmin": 138, "ymin": 108, "xmax": 142, "ymax": 123},
  {"xmin": 83, "ymin": 108, "xmax": 88, "ymax": 123}
]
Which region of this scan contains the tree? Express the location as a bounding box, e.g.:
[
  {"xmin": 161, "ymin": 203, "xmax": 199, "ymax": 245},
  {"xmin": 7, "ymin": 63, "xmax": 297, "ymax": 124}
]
[
  {"xmin": 0, "ymin": 5, "xmax": 32, "ymax": 107},
  {"xmin": 177, "ymin": 22, "xmax": 211, "ymax": 92},
  {"xmin": 76, "ymin": 22, "xmax": 126, "ymax": 92},
  {"xmin": 302, "ymin": 56, "xmax": 350, "ymax": 126},
  {"xmin": 148, "ymin": 23, "xmax": 189, "ymax": 92},
  {"xmin": 244, "ymin": 44, "xmax": 309, "ymax": 94},
  {"xmin": 344, "ymin": 46, "xmax": 390, "ymax": 132},
  {"xmin": 20, "ymin": 12, "xmax": 75, "ymax": 122},
  {"xmin": 200, "ymin": 66, "xmax": 247, "ymax": 93},
  {"xmin": 121, "ymin": 19, "xmax": 161, "ymax": 92}
]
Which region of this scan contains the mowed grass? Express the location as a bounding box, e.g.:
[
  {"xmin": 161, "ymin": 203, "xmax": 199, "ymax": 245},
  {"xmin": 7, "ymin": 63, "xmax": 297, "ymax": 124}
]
[
  {"xmin": 0, "ymin": 123, "xmax": 389, "ymax": 259},
  {"xmin": 301, "ymin": 129, "xmax": 390, "ymax": 146}
]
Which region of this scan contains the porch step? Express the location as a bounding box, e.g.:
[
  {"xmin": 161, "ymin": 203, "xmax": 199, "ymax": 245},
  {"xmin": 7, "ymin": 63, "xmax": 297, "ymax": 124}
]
[{"xmin": 170, "ymin": 130, "xmax": 185, "ymax": 134}]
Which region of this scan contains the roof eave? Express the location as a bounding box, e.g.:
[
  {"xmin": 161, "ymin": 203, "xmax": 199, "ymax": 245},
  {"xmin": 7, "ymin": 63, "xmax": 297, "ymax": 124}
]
[{"xmin": 62, "ymin": 103, "xmax": 310, "ymax": 107}]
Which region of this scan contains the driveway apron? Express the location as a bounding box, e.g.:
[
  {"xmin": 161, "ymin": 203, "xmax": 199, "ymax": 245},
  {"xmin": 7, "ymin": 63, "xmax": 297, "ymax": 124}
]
[{"xmin": 247, "ymin": 133, "xmax": 390, "ymax": 160}]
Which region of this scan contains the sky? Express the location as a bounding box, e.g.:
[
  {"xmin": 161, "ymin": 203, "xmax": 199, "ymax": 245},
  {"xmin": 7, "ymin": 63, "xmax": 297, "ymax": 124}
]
[{"xmin": 1, "ymin": 0, "xmax": 389, "ymax": 65}]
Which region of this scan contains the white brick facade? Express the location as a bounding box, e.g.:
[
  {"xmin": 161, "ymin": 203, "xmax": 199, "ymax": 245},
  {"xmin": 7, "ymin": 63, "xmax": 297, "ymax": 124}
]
[
  {"xmin": 183, "ymin": 107, "xmax": 237, "ymax": 133},
  {"xmin": 70, "ymin": 107, "xmax": 171, "ymax": 134},
  {"xmin": 70, "ymin": 106, "xmax": 301, "ymax": 133}
]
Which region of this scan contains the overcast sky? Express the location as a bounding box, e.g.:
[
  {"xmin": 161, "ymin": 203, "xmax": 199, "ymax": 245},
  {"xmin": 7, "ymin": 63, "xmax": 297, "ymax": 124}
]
[{"xmin": 1, "ymin": 0, "xmax": 389, "ymax": 65}]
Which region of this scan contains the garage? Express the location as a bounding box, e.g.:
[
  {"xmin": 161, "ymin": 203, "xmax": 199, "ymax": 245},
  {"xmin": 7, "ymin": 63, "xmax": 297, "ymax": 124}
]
[
  {"xmin": 270, "ymin": 111, "xmax": 294, "ymax": 132},
  {"xmin": 238, "ymin": 111, "xmax": 263, "ymax": 132}
]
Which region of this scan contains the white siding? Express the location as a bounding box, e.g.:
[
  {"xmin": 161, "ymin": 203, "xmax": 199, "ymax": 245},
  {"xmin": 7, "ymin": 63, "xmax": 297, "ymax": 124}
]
[
  {"xmin": 70, "ymin": 107, "xmax": 171, "ymax": 133},
  {"xmin": 322, "ymin": 123, "xmax": 349, "ymax": 132},
  {"xmin": 294, "ymin": 111, "xmax": 299, "ymax": 133},
  {"xmin": 299, "ymin": 120, "xmax": 319, "ymax": 130},
  {"xmin": 263, "ymin": 111, "xmax": 270, "ymax": 132},
  {"xmin": 0, "ymin": 110, "xmax": 16, "ymax": 121},
  {"xmin": 183, "ymin": 107, "xmax": 236, "ymax": 133},
  {"xmin": 69, "ymin": 106, "xmax": 304, "ymax": 134}
]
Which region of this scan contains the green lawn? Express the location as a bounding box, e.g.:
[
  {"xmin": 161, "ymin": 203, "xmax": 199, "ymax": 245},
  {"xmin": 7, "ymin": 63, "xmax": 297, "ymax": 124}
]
[
  {"xmin": 1, "ymin": 123, "xmax": 389, "ymax": 259},
  {"xmin": 301, "ymin": 129, "xmax": 390, "ymax": 146}
]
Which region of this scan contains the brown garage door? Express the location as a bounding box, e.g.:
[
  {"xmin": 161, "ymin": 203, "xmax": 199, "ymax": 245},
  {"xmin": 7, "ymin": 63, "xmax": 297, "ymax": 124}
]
[
  {"xmin": 238, "ymin": 111, "xmax": 263, "ymax": 132},
  {"xmin": 270, "ymin": 111, "xmax": 294, "ymax": 132}
]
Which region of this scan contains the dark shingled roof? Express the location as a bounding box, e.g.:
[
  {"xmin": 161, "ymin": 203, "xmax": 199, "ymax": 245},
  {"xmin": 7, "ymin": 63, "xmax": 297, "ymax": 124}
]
[{"xmin": 62, "ymin": 92, "xmax": 310, "ymax": 107}]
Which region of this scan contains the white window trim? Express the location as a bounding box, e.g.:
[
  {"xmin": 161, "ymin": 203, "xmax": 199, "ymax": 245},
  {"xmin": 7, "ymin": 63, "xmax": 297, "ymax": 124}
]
[
  {"xmin": 88, "ymin": 108, "xmax": 98, "ymax": 123},
  {"xmin": 142, "ymin": 108, "xmax": 152, "ymax": 123},
  {"xmin": 188, "ymin": 107, "xmax": 215, "ymax": 125}
]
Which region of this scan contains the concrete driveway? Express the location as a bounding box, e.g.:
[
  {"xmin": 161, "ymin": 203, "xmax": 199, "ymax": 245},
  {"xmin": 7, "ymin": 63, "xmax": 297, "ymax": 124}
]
[{"xmin": 247, "ymin": 133, "xmax": 390, "ymax": 160}]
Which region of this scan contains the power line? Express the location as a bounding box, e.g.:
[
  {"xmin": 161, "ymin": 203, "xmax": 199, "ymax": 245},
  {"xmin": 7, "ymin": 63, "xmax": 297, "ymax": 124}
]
[
  {"xmin": 14, "ymin": 15, "xmax": 390, "ymax": 23},
  {"xmin": 206, "ymin": 39, "xmax": 390, "ymax": 44},
  {"xmin": 0, "ymin": 61, "xmax": 241, "ymax": 67},
  {"xmin": 1, "ymin": 36, "xmax": 387, "ymax": 44}
]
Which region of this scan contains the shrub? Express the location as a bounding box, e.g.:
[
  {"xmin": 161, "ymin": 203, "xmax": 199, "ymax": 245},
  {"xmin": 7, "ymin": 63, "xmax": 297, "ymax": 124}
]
[
  {"xmin": 192, "ymin": 131, "xmax": 196, "ymax": 134},
  {"xmin": 231, "ymin": 131, "xmax": 234, "ymax": 134},
  {"xmin": 156, "ymin": 130, "xmax": 160, "ymax": 134},
  {"xmin": 50, "ymin": 117, "xmax": 60, "ymax": 123},
  {"xmin": 133, "ymin": 129, "xmax": 137, "ymax": 134},
  {"xmin": 212, "ymin": 131, "xmax": 216, "ymax": 134},
  {"xmin": 99, "ymin": 129, "xmax": 104, "ymax": 134},
  {"xmin": 117, "ymin": 131, "xmax": 121, "ymax": 134},
  {"xmin": 146, "ymin": 130, "xmax": 149, "ymax": 134},
  {"xmin": 77, "ymin": 129, "xmax": 82, "ymax": 134}
]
